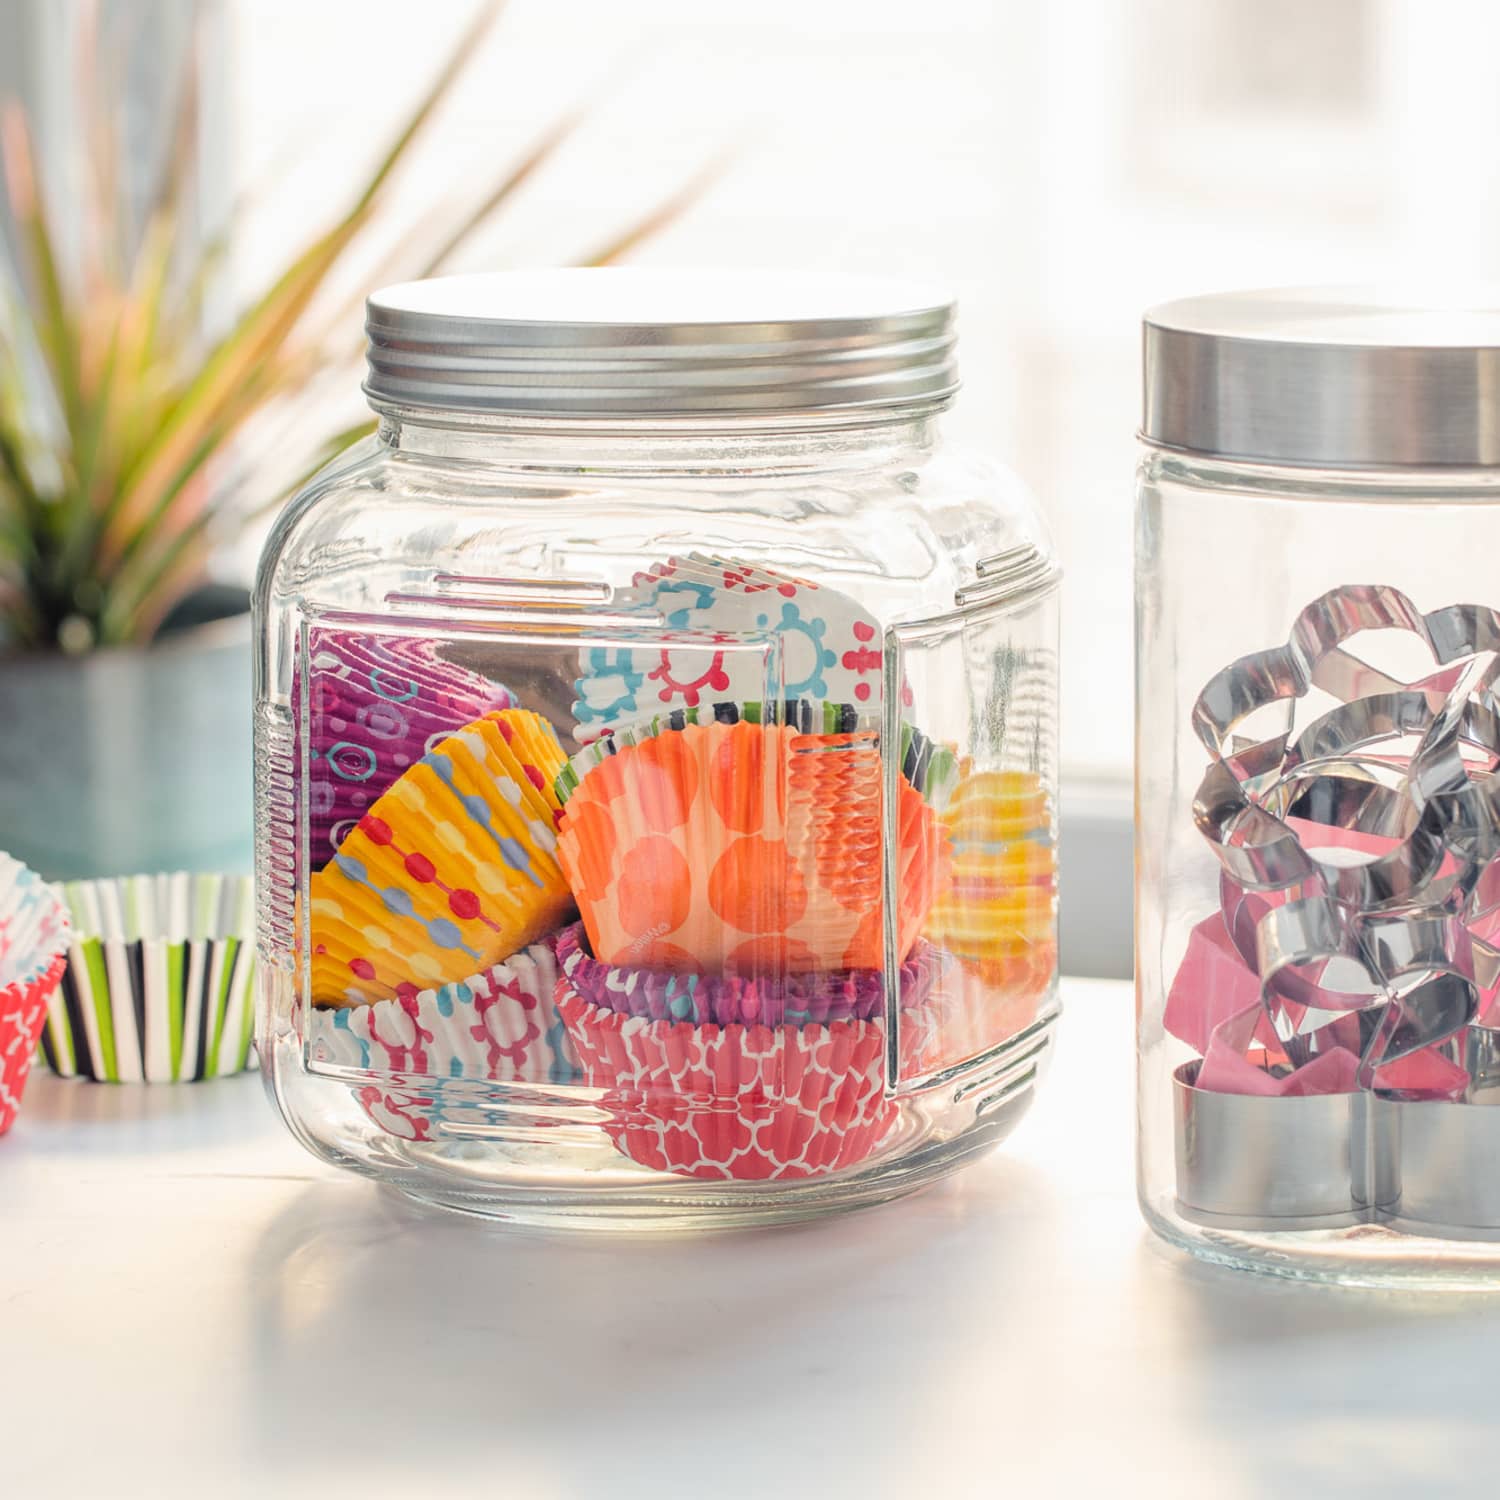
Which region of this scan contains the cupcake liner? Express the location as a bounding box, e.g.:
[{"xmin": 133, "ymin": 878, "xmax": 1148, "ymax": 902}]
[
  {"xmin": 0, "ymin": 853, "xmax": 73, "ymax": 1132},
  {"xmin": 556, "ymin": 701, "xmax": 958, "ymax": 809},
  {"xmin": 1, "ymin": 954, "xmax": 67, "ymax": 1133},
  {"xmin": 556, "ymin": 716, "xmax": 949, "ymax": 974},
  {"xmin": 572, "ymin": 553, "xmax": 892, "ymax": 741},
  {"xmin": 555, "ymin": 921, "xmax": 948, "ymax": 1026},
  {"xmin": 898, "ymin": 721, "xmax": 961, "ymax": 809},
  {"xmin": 303, "ymin": 938, "xmax": 579, "ymax": 1144},
  {"xmin": 307, "ymin": 932, "xmax": 577, "ymax": 1089},
  {"xmin": 557, "ymin": 978, "xmax": 907, "ymax": 1180},
  {"xmin": 308, "ymin": 708, "xmax": 574, "ymax": 1006},
  {"xmin": 296, "ymin": 627, "xmax": 514, "ymax": 868},
  {"xmin": 40, "ymin": 873, "xmax": 254, "ymax": 1083},
  {"xmin": 929, "ymin": 883, "xmax": 1056, "ymax": 950},
  {"xmin": 556, "ymin": 701, "xmax": 872, "ymax": 802},
  {"xmin": 921, "ymin": 767, "xmax": 1056, "ymax": 1068},
  {"xmin": 927, "ymin": 768, "xmax": 1056, "ymax": 965}
]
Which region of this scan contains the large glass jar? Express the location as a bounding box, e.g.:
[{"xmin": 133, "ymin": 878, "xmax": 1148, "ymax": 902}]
[
  {"xmin": 1137, "ymin": 287, "xmax": 1500, "ymax": 1285},
  {"xmin": 254, "ymin": 270, "xmax": 1060, "ymax": 1228}
]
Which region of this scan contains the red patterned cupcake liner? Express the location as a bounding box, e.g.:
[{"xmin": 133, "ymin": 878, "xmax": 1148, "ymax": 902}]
[
  {"xmin": 557, "ymin": 974, "xmax": 946, "ymax": 1180},
  {"xmin": 1, "ymin": 852, "xmax": 72, "ymax": 1135},
  {"xmin": 2, "ymin": 952, "xmax": 68, "ymax": 1135}
]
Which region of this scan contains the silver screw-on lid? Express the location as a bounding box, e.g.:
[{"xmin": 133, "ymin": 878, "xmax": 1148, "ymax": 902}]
[
  {"xmin": 364, "ymin": 268, "xmax": 958, "ymax": 420},
  {"xmin": 1142, "ymin": 287, "xmax": 1500, "ymax": 469}
]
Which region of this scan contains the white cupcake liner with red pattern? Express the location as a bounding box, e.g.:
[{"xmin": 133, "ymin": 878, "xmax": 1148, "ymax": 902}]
[{"xmin": 305, "ymin": 933, "xmax": 577, "ymax": 1141}]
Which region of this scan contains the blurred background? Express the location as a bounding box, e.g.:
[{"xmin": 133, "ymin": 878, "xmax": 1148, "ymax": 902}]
[{"xmin": 5, "ymin": 0, "xmax": 1500, "ymax": 975}]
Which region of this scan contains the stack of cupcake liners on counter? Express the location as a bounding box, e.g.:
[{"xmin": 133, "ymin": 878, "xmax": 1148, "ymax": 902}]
[
  {"xmin": 0, "ymin": 852, "xmax": 261, "ymax": 1138},
  {"xmin": 0, "ymin": 853, "xmax": 72, "ymax": 1132},
  {"xmin": 41, "ymin": 873, "xmax": 256, "ymax": 1083},
  {"xmin": 299, "ymin": 555, "xmax": 1057, "ymax": 1178}
]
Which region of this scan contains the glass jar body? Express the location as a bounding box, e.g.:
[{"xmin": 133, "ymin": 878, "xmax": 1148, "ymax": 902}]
[
  {"xmin": 254, "ymin": 411, "xmax": 1060, "ymax": 1228},
  {"xmin": 1137, "ymin": 448, "xmax": 1500, "ymax": 1285}
]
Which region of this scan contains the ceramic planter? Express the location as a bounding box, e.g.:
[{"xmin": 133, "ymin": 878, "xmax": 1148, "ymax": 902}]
[{"xmin": 0, "ymin": 613, "xmax": 252, "ymax": 880}]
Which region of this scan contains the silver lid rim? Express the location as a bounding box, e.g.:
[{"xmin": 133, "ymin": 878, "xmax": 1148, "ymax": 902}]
[
  {"xmin": 363, "ymin": 269, "xmax": 959, "ymax": 420},
  {"xmin": 1142, "ymin": 287, "xmax": 1500, "ymax": 470}
]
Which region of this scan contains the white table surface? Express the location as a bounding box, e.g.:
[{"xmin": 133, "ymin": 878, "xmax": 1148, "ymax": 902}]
[{"xmin": 5, "ymin": 977, "xmax": 1499, "ymax": 1500}]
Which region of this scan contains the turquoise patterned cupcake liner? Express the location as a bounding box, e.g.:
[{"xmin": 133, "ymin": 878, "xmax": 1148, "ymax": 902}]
[{"xmin": 40, "ymin": 874, "xmax": 255, "ymax": 1083}]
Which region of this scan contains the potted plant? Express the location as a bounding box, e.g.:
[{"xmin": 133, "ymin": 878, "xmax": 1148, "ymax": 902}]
[{"xmin": 0, "ymin": 3, "xmax": 704, "ymax": 879}]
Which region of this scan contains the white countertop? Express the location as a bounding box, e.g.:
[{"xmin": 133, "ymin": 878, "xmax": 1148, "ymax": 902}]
[{"xmin": 4, "ymin": 977, "xmax": 1498, "ymax": 1500}]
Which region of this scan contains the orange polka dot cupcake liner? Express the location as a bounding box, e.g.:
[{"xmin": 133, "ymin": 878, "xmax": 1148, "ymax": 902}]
[
  {"xmin": 307, "ymin": 708, "xmax": 575, "ymax": 1007},
  {"xmin": 555, "ymin": 717, "xmax": 951, "ymax": 975}
]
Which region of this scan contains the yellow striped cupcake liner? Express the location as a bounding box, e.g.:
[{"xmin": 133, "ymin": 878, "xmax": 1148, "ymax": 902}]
[{"xmin": 928, "ymin": 766, "xmax": 1056, "ymax": 967}]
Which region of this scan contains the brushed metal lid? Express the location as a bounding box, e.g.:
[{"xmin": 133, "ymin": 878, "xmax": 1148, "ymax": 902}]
[
  {"xmin": 1142, "ymin": 287, "xmax": 1500, "ymax": 469},
  {"xmin": 364, "ymin": 268, "xmax": 958, "ymax": 419}
]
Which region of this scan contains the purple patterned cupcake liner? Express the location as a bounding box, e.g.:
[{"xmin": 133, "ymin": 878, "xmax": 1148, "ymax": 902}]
[
  {"xmin": 554, "ymin": 921, "xmax": 948, "ymax": 1027},
  {"xmin": 294, "ymin": 628, "xmax": 514, "ymax": 868}
]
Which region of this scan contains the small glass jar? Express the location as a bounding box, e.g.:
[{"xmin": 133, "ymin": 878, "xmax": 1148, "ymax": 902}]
[
  {"xmin": 1137, "ymin": 287, "xmax": 1500, "ymax": 1285},
  {"xmin": 254, "ymin": 270, "xmax": 1060, "ymax": 1228}
]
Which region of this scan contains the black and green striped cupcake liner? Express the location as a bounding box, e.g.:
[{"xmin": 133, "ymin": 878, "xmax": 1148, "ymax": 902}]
[
  {"xmin": 554, "ymin": 700, "xmax": 958, "ymax": 807},
  {"xmin": 40, "ymin": 874, "xmax": 256, "ymax": 1083}
]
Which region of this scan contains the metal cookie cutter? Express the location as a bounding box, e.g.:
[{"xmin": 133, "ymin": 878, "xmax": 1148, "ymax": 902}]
[
  {"xmin": 1380, "ymin": 1028, "xmax": 1500, "ymax": 1236},
  {"xmin": 1173, "ymin": 1061, "xmax": 1397, "ymax": 1228},
  {"xmin": 1174, "ymin": 583, "xmax": 1500, "ymax": 1233}
]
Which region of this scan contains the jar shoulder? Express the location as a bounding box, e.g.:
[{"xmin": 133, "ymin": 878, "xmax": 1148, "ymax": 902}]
[{"xmin": 257, "ymin": 438, "xmax": 1053, "ymax": 619}]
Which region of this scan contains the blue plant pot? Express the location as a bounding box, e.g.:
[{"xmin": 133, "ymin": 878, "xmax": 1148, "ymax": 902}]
[{"xmin": 0, "ymin": 614, "xmax": 252, "ymax": 880}]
